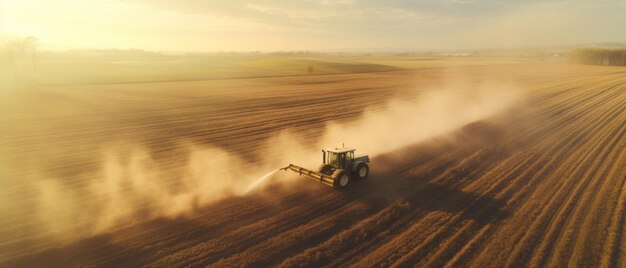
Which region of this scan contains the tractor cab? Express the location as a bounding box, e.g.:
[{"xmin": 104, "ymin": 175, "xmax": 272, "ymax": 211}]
[{"xmin": 322, "ymin": 147, "xmax": 356, "ymax": 169}]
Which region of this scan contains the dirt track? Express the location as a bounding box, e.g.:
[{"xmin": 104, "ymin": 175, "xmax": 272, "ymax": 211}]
[{"xmin": 1, "ymin": 63, "xmax": 625, "ymax": 267}]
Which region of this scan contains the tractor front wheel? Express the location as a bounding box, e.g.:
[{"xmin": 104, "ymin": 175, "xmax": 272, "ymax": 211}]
[
  {"xmin": 332, "ymin": 170, "xmax": 351, "ymax": 189},
  {"xmin": 318, "ymin": 164, "xmax": 334, "ymax": 175}
]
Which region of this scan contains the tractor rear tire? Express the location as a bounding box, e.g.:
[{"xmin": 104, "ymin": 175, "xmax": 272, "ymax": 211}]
[
  {"xmin": 332, "ymin": 170, "xmax": 351, "ymax": 189},
  {"xmin": 355, "ymin": 163, "xmax": 369, "ymax": 179}
]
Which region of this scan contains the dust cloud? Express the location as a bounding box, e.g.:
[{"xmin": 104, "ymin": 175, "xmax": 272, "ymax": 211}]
[
  {"xmin": 2, "ymin": 78, "xmax": 521, "ymax": 247},
  {"xmin": 320, "ymin": 81, "xmax": 520, "ymax": 156}
]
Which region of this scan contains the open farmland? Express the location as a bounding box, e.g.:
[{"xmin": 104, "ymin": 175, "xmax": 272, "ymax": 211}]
[{"xmin": 1, "ymin": 60, "xmax": 625, "ymax": 267}]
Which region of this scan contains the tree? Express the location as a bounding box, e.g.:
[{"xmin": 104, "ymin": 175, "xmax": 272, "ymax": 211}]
[
  {"xmin": 24, "ymin": 36, "xmax": 40, "ymax": 71},
  {"xmin": 1, "ymin": 34, "xmax": 40, "ymax": 80},
  {"xmin": 1, "ymin": 34, "xmax": 20, "ymax": 78}
]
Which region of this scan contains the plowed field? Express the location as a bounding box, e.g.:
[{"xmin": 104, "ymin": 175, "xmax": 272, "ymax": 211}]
[{"xmin": 1, "ymin": 62, "xmax": 625, "ymax": 267}]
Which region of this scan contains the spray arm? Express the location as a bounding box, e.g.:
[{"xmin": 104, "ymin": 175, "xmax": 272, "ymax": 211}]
[
  {"xmin": 280, "ymin": 165, "xmax": 291, "ymax": 171},
  {"xmin": 280, "ymin": 164, "xmax": 334, "ymax": 187}
]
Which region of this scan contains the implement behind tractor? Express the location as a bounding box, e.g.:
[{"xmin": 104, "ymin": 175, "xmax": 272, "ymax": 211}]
[{"xmin": 282, "ymin": 146, "xmax": 370, "ymax": 189}]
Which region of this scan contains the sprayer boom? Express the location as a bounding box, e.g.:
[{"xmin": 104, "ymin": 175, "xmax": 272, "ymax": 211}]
[{"xmin": 282, "ymin": 164, "xmax": 335, "ymax": 187}]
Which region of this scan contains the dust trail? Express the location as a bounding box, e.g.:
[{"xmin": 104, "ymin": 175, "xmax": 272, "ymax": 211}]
[{"xmin": 318, "ymin": 81, "xmax": 520, "ymax": 157}]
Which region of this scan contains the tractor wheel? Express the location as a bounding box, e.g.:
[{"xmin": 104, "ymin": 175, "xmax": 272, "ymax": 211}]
[
  {"xmin": 318, "ymin": 164, "xmax": 334, "ymax": 175},
  {"xmin": 355, "ymin": 163, "xmax": 369, "ymax": 179},
  {"xmin": 332, "ymin": 170, "xmax": 351, "ymax": 189}
]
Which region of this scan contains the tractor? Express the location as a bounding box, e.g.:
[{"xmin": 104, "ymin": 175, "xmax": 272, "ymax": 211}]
[{"xmin": 281, "ymin": 146, "xmax": 369, "ymax": 189}]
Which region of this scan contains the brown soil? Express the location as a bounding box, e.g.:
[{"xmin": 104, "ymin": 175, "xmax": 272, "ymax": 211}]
[{"xmin": 1, "ymin": 62, "xmax": 625, "ymax": 267}]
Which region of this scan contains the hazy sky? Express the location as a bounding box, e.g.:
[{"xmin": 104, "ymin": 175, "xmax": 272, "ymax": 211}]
[{"xmin": 1, "ymin": 0, "xmax": 625, "ymax": 52}]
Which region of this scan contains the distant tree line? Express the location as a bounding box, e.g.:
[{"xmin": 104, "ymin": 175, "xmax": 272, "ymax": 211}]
[{"xmin": 569, "ymin": 48, "xmax": 626, "ymax": 66}]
